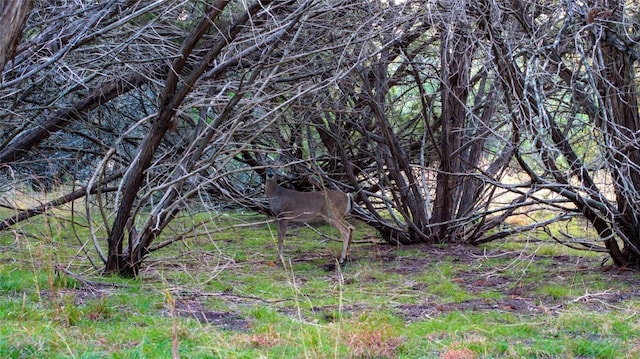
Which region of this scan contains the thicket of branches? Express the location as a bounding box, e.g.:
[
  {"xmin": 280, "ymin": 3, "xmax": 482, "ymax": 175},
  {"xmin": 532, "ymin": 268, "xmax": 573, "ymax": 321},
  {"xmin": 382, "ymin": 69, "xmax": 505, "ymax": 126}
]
[{"xmin": 1, "ymin": 0, "xmax": 639, "ymax": 275}]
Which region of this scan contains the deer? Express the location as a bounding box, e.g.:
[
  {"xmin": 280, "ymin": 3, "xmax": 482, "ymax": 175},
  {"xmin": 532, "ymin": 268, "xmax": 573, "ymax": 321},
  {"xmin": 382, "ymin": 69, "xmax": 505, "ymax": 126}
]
[{"xmin": 264, "ymin": 168, "xmax": 354, "ymax": 266}]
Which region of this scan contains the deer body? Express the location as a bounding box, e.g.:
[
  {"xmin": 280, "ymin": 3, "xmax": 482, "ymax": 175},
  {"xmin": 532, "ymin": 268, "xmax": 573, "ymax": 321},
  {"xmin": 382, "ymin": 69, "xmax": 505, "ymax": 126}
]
[{"xmin": 265, "ymin": 169, "xmax": 354, "ymax": 265}]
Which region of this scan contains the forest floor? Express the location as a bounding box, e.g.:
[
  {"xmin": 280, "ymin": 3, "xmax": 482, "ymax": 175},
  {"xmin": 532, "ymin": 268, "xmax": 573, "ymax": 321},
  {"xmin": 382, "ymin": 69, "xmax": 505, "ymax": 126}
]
[
  {"xmin": 167, "ymin": 241, "xmax": 640, "ymax": 344},
  {"xmin": 1, "ymin": 212, "xmax": 640, "ymax": 358}
]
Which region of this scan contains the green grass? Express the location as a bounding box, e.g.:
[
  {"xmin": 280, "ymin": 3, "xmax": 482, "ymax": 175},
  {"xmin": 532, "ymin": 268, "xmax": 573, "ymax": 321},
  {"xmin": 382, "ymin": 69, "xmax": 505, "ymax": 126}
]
[{"xmin": 1, "ymin": 210, "xmax": 640, "ymax": 358}]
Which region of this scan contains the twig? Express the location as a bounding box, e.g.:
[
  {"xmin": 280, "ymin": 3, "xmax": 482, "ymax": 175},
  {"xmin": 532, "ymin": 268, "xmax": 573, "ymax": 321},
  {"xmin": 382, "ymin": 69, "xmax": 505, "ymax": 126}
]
[{"xmin": 568, "ymin": 289, "xmax": 616, "ymax": 304}]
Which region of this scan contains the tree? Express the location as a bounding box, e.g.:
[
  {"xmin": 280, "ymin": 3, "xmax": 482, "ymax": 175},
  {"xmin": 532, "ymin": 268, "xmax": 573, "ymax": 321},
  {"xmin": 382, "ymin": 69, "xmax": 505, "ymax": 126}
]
[
  {"xmin": 0, "ymin": 0, "xmax": 303, "ymax": 275},
  {"xmin": 3, "ymin": 0, "xmax": 640, "ymax": 276},
  {"xmin": 582, "ymin": 0, "xmax": 640, "ymax": 266}
]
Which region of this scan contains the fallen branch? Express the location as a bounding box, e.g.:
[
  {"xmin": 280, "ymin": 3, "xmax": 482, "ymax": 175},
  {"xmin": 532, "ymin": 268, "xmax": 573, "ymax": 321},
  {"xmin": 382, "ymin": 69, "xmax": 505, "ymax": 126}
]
[{"xmin": 53, "ymin": 264, "xmax": 132, "ymax": 289}]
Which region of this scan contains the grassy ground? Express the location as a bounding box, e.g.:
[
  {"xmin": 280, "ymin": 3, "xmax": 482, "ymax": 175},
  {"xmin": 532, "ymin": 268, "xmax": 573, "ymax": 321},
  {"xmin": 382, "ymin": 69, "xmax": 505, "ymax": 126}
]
[{"xmin": 1, "ymin": 209, "xmax": 639, "ymax": 358}]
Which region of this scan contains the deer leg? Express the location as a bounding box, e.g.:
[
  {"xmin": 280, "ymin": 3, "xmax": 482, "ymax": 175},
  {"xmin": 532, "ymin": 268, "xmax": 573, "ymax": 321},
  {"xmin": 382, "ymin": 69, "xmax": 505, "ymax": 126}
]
[
  {"xmin": 334, "ymin": 220, "xmax": 354, "ymax": 265},
  {"xmin": 276, "ymin": 219, "xmax": 288, "ymax": 264},
  {"xmin": 325, "ymin": 214, "xmax": 352, "ymax": 264}
]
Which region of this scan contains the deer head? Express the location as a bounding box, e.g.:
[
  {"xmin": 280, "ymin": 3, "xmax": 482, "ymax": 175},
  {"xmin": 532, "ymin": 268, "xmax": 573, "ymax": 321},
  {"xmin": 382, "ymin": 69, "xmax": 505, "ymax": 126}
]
[{"xmin": 264, "ymin": 169, "xmax": 354, "ymax": 265}]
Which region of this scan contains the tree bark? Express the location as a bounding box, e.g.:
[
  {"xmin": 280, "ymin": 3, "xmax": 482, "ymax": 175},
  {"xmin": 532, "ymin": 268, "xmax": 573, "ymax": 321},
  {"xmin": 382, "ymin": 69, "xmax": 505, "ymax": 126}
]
[
  {"xmin": 595, "ymin": 1, "xmax": 640, "ymax": 266},
  {"xmin": 431, "ymin": 18, "xmax": 475, "ymax": 241},
  {"xmin": 0, "ymin": 0, "xmax": 33, "ymax": 70}
]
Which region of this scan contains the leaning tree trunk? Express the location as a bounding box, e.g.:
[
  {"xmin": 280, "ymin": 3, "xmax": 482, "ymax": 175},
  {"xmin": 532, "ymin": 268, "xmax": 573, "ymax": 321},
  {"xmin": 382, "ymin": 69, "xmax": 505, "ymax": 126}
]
[
  {"xmin": 360, "ymin": 59, "xmax": 431, "ymax": 242},
  {"xmin": 104, "ymin": 0, "xmax": 235, "ymax": 276},
  {"xmin": 103, "ymin": 0, "xmax": 311, "ymax": 276}
]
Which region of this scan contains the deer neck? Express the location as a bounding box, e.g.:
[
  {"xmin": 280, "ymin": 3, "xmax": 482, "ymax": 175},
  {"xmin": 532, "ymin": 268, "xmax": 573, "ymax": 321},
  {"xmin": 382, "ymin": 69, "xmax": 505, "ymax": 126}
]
[{"xmin": 265, "ymin": 178, "xmax": 281, "ymax": 199}]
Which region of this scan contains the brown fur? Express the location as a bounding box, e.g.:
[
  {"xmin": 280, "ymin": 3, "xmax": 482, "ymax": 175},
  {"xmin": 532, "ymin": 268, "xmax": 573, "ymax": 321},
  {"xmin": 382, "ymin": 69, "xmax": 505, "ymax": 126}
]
[{"xmin": 265, "ymin": 169, "xmax": 354, "ymax": 264}]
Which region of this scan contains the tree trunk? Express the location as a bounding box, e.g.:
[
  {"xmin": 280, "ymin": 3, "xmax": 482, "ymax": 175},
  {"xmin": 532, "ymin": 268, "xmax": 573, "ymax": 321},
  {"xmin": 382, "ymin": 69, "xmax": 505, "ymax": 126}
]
[
  {"xmin": 431, "ymin": 19, "xmax": 475, "ymax": 241},
  {"xmin": 103, "ymin": 0, "xmax": 290, "ymax": 276},
  {"xmin": 104, "ymin": 0, "xmax": 234, "ymax": 275},
  {"xmin": 0, "ymin": 0, "xmax": 33, "ymax": 70},
  {"xmin": 595, "ymin": 1, "xmax": 640, "ymax": 266}
]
